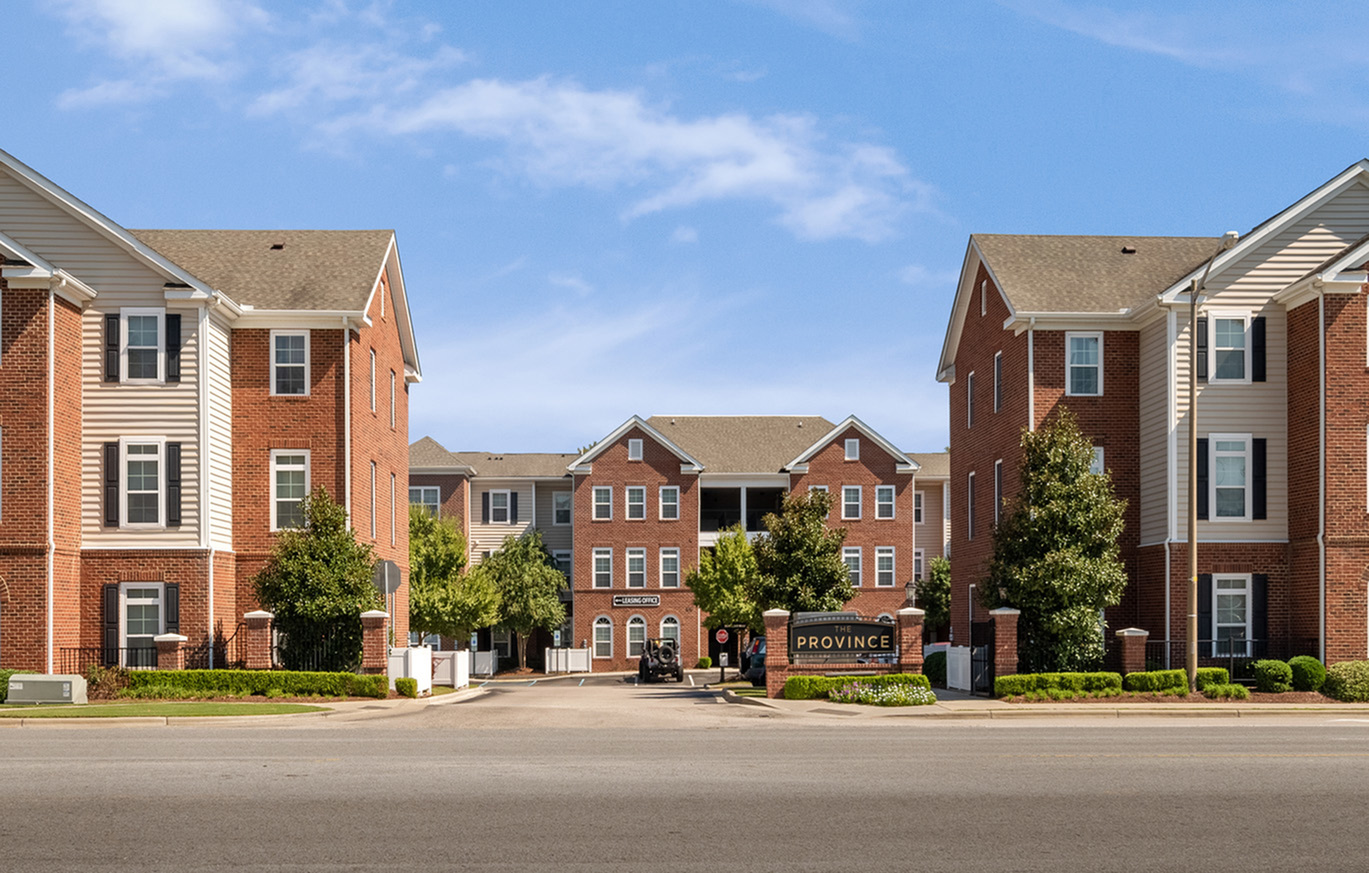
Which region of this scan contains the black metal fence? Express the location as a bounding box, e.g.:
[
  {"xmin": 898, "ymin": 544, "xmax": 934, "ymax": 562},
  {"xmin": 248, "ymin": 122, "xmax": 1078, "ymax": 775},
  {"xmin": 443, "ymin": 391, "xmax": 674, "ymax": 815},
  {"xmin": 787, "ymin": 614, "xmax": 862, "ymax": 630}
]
[
  {"xmin": 970, "ymin": 619, "xmax": 995, "ymax": 695},
  {"xmin": 183, "ymin": 623, "xmax": 248, "ymax": 670},
  {"xmin": 1101, "ymin": 637, "xmax": 1320, "ymax": 683},
  {"xmin": 58, "ymin": 646, "xmax": 158, "ymax": 673}
]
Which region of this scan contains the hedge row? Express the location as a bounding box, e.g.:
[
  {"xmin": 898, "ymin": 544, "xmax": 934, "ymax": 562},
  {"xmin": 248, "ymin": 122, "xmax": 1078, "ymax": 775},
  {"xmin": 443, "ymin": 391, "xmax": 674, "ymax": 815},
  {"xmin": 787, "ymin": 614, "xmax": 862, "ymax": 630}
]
[
  {"xmin": 1121, "ymin": 668, "xmax": 1228, "ymax": 693},
  {"xmin": 0, "ymin": 669, "xmax": 17, "ymax": 703},
  {"xmin": 994, "ymin": 672, "xmax": 1122, "ymax": 697},
  {"xmin": 922, "ymin": 651, "xmax": 947, "ymax": 686},
  {"xmin": 123, "ymin": 669, "xmax": 388, "ymax": 699},
  {"xmin": 784, "ymin": 673, "xmax": 931, "ymax": 700},
  {"xmin": 1323, "ymin": 661, "xmax": 1369, "ymax": 702}
]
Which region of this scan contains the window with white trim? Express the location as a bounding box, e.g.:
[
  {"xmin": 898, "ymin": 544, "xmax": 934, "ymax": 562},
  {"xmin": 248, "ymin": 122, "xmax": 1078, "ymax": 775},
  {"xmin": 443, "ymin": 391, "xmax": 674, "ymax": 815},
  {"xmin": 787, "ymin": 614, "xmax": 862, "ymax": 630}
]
[
  {"xmin": 492, "ymin": 629, "xmax": 512, "ymax": 660},
  {"xmin": 390, "ymin": 370, "xmax": 396, "ymax": 428},
  {"xmin": 626, "ymin": 548, "xmax": 646, "ymax": 587},
  {"xmin": 270, "ymin": 330, "xmax": 309, "ymax": 396},
  {"xmin": 1066, "ymin": 332, "xmax": 1102, "ymax": 396},
  {"xmin": 122, "ymin": 307, "xmax": 165, "ymax": 382},
  {"xmin": 1214, "ymin": 574, "xmax": 1251, "ymax": 656},
  {"xmin": 1211, "ymin": 314, "xmax": 1250, "ymax": 382},
  {"xmin": 490, "ymin": 489, "xmax": 511, "ymax": 524},
  {"xmin": 390, "ymin": 473, "xmax": 396, "ymax": 546},
  {"xmin": 845, "ymin": 439, "xmax": 859, "ymax": 461},
  {"xmin": 843, "ymin": 547, "xmax": 862, "ymax": 586},
  {"xmin": 993, "ymin": 350, "xmax": 1002, "ymax": 413},
  {"xmin": 659, "ymin": 486, "xmax": 679, "ymax": 520},
  {"xmin": 627, "ymin": 615, "xmax": 647, "ymax": 657},
  {"xmin": 810, "ymin": 484, "xmax": 829, "ymax": 518},
  {"xmin": 966, "ymin": 371, "xmax": 975, "ymax": 428},
  {"xmin": 409, "ymin": 486, "xmax": 439, "ymax": 517},
  {"xmin": 914, "ymin": 490, "xmax": 924, "ymax": 524},
  {"xmin": 552, "ymin": 550, "xmax": 571, "ymax": 581},
  {"xmin": 980, "ymin": 279, "xmax": 986, "ymax": 316},
  {"xmin": 1211, "ymin": 434, "xmax": 1251, "ymax": 521},
  {"xmin": 592, "ymin": 487, "xmax": 612, "ymax": 520},
  {"xmin": 121, "ymin": 582, "xmax": 164, "ymax": 667},
  {"xmin": 628, "ymin": 439, "xmax": 643, "ymax": 461},
  {"xmin": 593, "ymin": 616, "xmax": 613, "ymax": 658},
  {"xmin": 914, "ymin": 548, "xmax": 925, "ymax": 581},
  {"xmin": 553, "ymin": 491, "xmax": 572, "ymax": 525},
  {"xmin": 1090, "ymin": 447, "xmax": 1105, "ymax": 476},
  {"xmin": 369, "ymin": 461, "xmax": 377, "ymax": 538},
  {"xmin": 369, "ymin": 349, "xmax": 376, "ymax": 411},
  {"xmin": 842, "ymin": 485, "xmax": 862, "ymax": 520},
  {"xmin": 626, "ymin": 486, "xmax": 646, "ymax": 520},
  {"xmin": 122, "ymin": 438, "xmax": 166, "ymax": 528},
  {"xmin": 660, "ymin": 548, "xmax": 680, "ymax": 588},
  {"xmin": 660, "ymin": 615, "xmax": 680, "ymax": 646},
  {"xmin": 994, "ymin": 459, "xmax": 1002, "ymax": 525},
  {"xmin": 875, "ymin": 546, "xmax": 895, "ymax": 587},
  {"xmin": 967, "ymin": 471, "xmax": 976, "ymax": 540},
  {"xmin": 876, "ymin": 485, "xmax": 895, "ymax": 519},
  {"xmin": 593, "ymin": 549, "xmax": 612, "ymax": 588}
]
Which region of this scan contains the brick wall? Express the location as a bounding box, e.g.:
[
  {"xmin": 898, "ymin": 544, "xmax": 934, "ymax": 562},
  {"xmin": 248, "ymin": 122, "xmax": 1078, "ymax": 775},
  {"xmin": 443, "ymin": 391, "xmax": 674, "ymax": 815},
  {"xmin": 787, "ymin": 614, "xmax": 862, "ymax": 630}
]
[{"xmin": 408, "ymin": 472, "xmax": 470, "ymax": 545}]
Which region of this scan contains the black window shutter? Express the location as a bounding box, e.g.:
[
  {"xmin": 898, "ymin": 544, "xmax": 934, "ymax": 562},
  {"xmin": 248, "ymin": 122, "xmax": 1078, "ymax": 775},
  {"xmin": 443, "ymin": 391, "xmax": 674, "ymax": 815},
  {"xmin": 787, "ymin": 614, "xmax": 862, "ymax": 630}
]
[
  {"xmin": 481, "ymin": 491, "xmax": 490, "ymax": 524},
  {"xmin": 165, "ymin": 583, "xmax": 180, "ymax": 635},
  {"xmin": 103, "ymin": 584, "xmax": 119, "ymax": 666},
  {"xmin": 1252, "ymin": 316, "xmax": 1266, "ymax": 383},
  {"xmin": 104, "ymin": 314, "xmax": 120, "ymax": 382},
  {"xmin": 1253, "ymin": 438, "xmax": 1267, "ymax": 520},
  {"xmin": 510, "ymin": 492, "xmax": 519, "ymax": 524},
  {"xmin": 1196, "ymin": 438, "xmax": 1209, "ymax": 520},
  {"xmin": 1196, "ymin": 317, "xmax": 1208, "ymax": 382},
  {"xmin": 1198, "ymin": 574, "xmax": 1213, "ymax": 643},
  {"xmin": 104, "ymin": 442, "xmax": 119, "ymax": 527},
  {"xmin": 166, "ymin": 443, "xmax": 182, "ymax": 526},
  {"xmin": 1251, "ymin": 574, "xmax": 1268, "ymax": 646},
  {"xmin": 166, "ymin": 313, "xmax": 181, "ymax": 383}
]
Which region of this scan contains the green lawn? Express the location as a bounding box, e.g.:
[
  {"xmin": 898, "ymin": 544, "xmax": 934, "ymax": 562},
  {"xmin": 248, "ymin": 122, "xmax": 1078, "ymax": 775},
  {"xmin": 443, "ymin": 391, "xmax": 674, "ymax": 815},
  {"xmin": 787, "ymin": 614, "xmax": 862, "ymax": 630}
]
[{"xmin": 0, "ymin": 701, "xmax": 328, "ymax": 718}]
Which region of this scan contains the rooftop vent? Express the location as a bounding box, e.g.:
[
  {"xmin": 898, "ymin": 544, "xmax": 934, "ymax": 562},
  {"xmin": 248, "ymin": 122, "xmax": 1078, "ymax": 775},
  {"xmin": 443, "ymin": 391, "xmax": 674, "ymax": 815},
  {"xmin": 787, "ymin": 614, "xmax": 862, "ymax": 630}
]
[
  {"xmin": 270, "ymin": 243, "xmax": 285, "ymax": 250},
  {"xmin": 1121, "ymin": 245, "xmax": 1137, "ymax": 254}
]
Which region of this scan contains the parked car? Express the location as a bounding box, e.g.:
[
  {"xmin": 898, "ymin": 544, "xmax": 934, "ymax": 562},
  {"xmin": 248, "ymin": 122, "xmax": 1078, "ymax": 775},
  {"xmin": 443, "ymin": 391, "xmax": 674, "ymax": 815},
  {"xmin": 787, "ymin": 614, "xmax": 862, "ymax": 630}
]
[
  {"xmin": 638, "ymin": 637, "xmax": 685, "ymax": 683},
  {"xmin": 743, "ymin": 637, "xmax": 766, "ymax": 687}
]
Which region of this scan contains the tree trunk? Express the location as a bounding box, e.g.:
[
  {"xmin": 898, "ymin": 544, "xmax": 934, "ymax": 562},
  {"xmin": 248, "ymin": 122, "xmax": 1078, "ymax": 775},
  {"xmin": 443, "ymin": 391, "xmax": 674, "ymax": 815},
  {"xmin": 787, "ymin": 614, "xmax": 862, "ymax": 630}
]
[{"xmin": 517, "ymin": 631, "xmax": 528, "ymax": 670}]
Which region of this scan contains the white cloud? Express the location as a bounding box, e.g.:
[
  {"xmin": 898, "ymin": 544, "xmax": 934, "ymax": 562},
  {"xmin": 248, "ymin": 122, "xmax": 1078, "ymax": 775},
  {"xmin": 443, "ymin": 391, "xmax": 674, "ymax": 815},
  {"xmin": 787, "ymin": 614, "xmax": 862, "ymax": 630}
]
[
  {"xmin": 548, "ymin": 273, "xmax": 595, "ymax": 296},
  {"xmin": 330, "ymin": 77, "xmax": 923, "ymax": 242},
  {"xmin": 744, "ymin": 0, "xmax": 864, "ymax": 41},
  {"xmin": 671, "ymin": 226, "xmax": 699, "ymax": 244},
  {"xmin": 249, "ymin": 42, "xmax": 468, "ymax": 116},
  {"xmin": 898, "ymin": 263, "xmax": 958, "ymax": 289}
]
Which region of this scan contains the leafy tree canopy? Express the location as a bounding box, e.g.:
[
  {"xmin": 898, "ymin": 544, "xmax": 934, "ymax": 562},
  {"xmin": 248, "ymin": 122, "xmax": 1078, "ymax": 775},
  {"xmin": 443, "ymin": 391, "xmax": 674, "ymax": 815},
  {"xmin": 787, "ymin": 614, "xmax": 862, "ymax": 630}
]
[
  {"xmin": 917, "ymin": 556, "xmax": 951, "ymax": 631},
  {"xmin": 752, "ymin": 489, "xmax": 854, "ymax": 615},
  {"xmin": 408, "ymin": 506, "xmax": 498, "ymax": 644},
  {"xmin": 980, "ymin": 408, "xmax": 1128, "ymax": 672},
  {"xmin": 686, "ymin": 525, "xmax": 763, "ymax": 633},
  {"xmin": 475, "ymin": 530, "xmax": 567, "ymax": 669}
]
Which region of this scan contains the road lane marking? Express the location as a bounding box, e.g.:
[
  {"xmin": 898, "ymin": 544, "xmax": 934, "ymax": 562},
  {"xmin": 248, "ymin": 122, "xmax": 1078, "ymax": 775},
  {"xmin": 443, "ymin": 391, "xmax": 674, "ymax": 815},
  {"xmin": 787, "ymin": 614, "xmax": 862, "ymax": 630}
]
[{"xmin": 579, "ymin": 679, "xmax": 585, "ymax": 686}]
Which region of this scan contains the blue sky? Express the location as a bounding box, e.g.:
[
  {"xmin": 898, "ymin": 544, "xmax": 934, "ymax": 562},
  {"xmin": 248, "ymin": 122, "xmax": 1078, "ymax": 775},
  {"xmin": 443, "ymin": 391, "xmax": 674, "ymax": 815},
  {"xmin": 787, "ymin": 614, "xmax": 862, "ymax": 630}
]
[{"xmin": 5, "ymin": 1, "xmax": 1369, "ymax": 454}]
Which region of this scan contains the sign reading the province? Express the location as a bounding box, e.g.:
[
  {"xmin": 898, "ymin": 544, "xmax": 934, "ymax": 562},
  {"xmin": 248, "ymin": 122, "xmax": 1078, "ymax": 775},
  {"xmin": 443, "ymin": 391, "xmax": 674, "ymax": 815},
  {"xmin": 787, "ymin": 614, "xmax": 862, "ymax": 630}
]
[
  {"xmin": 612, "ymin": 595, "xmax": 661, "ymax": 607},
  {"xmin": 790, "ymin": 620, "xmax": 895, "ymax": 656}
]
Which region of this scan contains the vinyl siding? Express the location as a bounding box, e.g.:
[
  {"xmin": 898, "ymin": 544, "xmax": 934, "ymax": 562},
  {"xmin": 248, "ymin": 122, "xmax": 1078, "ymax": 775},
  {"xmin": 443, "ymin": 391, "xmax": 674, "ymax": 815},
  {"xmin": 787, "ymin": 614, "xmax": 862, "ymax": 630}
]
[
  {"xmin": 467, "ymin": 479, "xmax": 535, "ymax": 562},
  {"xmin": 1138, "ymin": 316, "xmax": 1170, "ymax": 543},
  {"xmin": 207, "ymin": 311, "xmax": 234, "ymax": 549},
  {"xmin": 536, "ymin": 482, "xmax": 574, "ymax": 553},
  {"xmin": 914, "ymin": 480, "xmax": 949, "ymax": 557}
]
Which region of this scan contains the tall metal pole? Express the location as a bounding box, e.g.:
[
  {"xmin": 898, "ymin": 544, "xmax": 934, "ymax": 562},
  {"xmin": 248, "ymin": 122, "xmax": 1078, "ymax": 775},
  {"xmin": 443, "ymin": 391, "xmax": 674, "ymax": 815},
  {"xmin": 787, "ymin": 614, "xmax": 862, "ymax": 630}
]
[{"xmin": 1187, "ymin": 278, "xmax": 1199, "ymax": 691}]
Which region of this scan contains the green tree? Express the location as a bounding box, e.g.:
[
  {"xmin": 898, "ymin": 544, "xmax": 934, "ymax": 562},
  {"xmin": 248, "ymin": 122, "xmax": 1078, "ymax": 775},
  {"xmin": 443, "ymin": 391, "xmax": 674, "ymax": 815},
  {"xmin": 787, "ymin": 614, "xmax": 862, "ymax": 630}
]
[
  {"xmin": 408, "ymin": 506, "xmax": 499, "ymax": 646},
  {"xmin": 917, "ymin": 556, "xmax": 952, "ymax": 632},
  {"xmin": 252, "ymin": 488, "xmax": 380, "ymax": 671},
  {"xmin": 752, "ymin": 489, "xmax": 854, "ymax": 614},
  {"xmin": 477, "ymin": 530, "xmax": 567, "ymax": 670},
  {"xmin": 980, "ymin": 408, "xmax": 1128, "ymax": 672},
  {"xmin": 686, "ymin": 525, "xmax": 764, "ymax": 633}
]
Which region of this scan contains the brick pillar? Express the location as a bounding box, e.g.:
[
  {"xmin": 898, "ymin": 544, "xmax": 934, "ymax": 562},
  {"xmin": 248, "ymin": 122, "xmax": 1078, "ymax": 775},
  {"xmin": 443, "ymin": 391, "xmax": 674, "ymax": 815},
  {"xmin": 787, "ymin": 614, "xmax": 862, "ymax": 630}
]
[
  {"xmin": 897, "ymin": 608, "xmax": 925, "ymax": 674},
  {"xmin": 763, "ymin": 609, "xmax": 789, "ymax": 699},
  {"xmin": 361, "ymin": 610, "xmax": 389, "ymax": 675},
  {"xmin": 1115, "ymin": 627, "xmax": 1149, "ymax": 677},
  {"xmin": 154, "ymin": 634, "xmax": 187, "ymax": 671},
  {"xmin": 244, "ymin": 610, "xmax": 274, "ymax": 671},
  {"xmin": 990, "ymin": 608, "xmax": 1020, "ymax": 678}
]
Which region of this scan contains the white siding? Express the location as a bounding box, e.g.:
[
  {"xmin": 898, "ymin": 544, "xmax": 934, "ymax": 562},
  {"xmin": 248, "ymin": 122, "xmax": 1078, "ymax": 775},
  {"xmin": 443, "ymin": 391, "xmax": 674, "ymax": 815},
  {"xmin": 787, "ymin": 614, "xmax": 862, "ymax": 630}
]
[
  {"xmin": 536, "ymin": 483, "xmax": 573, "ymax": 553},
  {"xmin": 913, "ymin": 479, "xmax": 949, "ymax": 558},
  {"xmin": 1138, "ymin": 317, "xmax": 1170, "ymax": 544},
  {"xmin": 467, "ymin": 479, "xmax": 536, "ymax": 562},
  {"xmin": 207, "ymin": 311, "xmax": 234, "ymax": 549}
]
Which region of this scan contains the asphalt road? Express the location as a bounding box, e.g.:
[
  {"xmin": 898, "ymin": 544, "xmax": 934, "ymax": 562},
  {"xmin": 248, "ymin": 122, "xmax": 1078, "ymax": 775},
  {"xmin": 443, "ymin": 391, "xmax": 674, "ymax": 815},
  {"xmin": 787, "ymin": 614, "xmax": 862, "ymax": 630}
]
[{"xmin": 3, "ymin": 681, "xmax": 1369, "ymax": 871}]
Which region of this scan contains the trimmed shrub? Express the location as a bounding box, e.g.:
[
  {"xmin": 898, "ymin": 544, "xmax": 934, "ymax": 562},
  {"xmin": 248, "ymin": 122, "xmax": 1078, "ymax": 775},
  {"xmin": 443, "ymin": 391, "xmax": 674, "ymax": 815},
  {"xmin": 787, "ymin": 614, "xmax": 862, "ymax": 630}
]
[
  {"xmin": 122, "ymin": 669, "xmax": 388, "ymax": 699},
  {"xmin": 1288, "ymin": 655, "xmax": 1326, "ymax": 693},
  {"xmin": 783, "ymin": 673, "xmax": 931, "ymax": 700},
  {"xmin": 993, "ymin": 672, "xmax": 1122, "ymax": 698},
  {"xmin": 922, "ymin": 651, "xmax": 947, "ymax": 686},
  {"xmin": 1323, "ymin": 661, "xmax": 1369, "ymax": 702},
  {"xmin": 1123, "ymin": 669, "xmax": 1188, "ymax": 693},
  {"xmin": 1252, "ymin": 659, "xmax": 1293, "ymax": 693},
  {"xmin": 1194, "ymin": 667, "xmax": 1229, "ymax": 692},
  {"xmin": 829, "ymin": 680, "xmax": 936, "ymax": 706},
  {"xmin": 1202, "ymin": 683, "xmax": 1250, "ymax": 701},
  {"xmin": 0, "ymin": 668, "xmax": 18, "ymax": 703},
  {"xmin": 696, "ymin": 657, "xmax": 712, "ymax": 669},
  {"xmin": 395, "ymin": 677, "xmax": 418, "ymax": 699}
]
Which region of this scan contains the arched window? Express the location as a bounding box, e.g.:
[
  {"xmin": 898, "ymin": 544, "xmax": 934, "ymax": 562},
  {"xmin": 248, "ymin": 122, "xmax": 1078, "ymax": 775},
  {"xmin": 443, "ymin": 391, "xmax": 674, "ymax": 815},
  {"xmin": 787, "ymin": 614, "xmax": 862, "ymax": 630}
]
[
  {"xmin": 593, "ymin": 616, "xmax": 613, "ymax": 659},
  {"xmin": 660, "ymin": 615, "xmax": 681, "ymax": 647},
  {"xmin": 627, "ymin": 615, "xmax": 647, "ymax": 657}
]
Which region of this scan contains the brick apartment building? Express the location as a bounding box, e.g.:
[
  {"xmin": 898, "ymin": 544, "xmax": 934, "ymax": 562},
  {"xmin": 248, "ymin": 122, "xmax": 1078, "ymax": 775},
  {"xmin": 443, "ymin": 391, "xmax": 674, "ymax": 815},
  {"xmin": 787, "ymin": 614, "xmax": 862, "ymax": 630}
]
[
  {"xmin": 938, "ymin": 159, "xmax": 1369, "ymax": 665},
  {"xmin": 411, "ymin": 415, "xmax": 949, "ymax": 672},
  {"xmin": 0, "ymin": 148, "xmax": 419, "ymax": 673}
]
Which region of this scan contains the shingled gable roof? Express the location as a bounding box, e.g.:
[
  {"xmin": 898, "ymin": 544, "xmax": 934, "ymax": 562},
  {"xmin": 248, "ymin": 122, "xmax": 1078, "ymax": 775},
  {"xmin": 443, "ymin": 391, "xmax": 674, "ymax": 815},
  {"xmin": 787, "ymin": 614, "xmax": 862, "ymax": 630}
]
[
  {"xmin": 568, "ymin": 416, "xmax": 704, "ymax": 473},
  {"xmin": 784, "ymin": 415, "xmax": 918, "ymax": 474},
  {"xmin": 907, "ymin": 452, "xmax": 949, "ymax": 479},
  {"xmin": 448, "ymin": 452, "xmax": 578, "ymax": 479},
  {"xmin": 646, "ymin": 415, "xmax": 835, "ymax": 474},
  {"xmin": 409, "ymin": 436, "xmax": 473, "ymax": 473}
]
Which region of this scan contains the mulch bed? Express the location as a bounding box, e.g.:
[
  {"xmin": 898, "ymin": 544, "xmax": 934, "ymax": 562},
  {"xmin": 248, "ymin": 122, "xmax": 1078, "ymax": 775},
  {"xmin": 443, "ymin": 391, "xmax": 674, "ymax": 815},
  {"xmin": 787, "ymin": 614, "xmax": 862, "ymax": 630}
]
[{"xmin": 1005, "ymin": 691, "xmax": 1339, "ymax": 704}]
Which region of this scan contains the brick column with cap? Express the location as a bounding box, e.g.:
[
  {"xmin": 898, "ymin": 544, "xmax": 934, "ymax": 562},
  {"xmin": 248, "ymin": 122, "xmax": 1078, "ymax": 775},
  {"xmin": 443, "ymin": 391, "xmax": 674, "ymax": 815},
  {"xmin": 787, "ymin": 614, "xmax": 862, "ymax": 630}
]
[
  {"xmin": 361, "ymin": 610, "xmax": 390, "ymax": 675},
  {"xmin": 154, "ymin": 633, "xmax": 187, "ymax": 671},
  {"xmin": 244, "ymin": 610, "xmax": 274, "ymax": 670},
  {"xmin": 1115, "ymin": 627, "xmax": 1149, "ymax": 677},
  {"xmin": 897, "ymin": 607, "xmax": 925, "ymax": 674},
  {"xmin": 990, "ymin": 607, "xmax": 1020, "ymax": 679},
  {"xmin": 763, "ymin": 609, "xmax": 789, "ymax": 699}
]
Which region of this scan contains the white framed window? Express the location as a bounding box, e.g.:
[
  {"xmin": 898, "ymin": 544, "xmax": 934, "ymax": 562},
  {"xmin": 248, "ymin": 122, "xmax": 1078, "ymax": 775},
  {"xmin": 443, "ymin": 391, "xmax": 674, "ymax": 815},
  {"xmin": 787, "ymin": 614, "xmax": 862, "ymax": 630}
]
[
  {"xmin": 270, "ymin": 330, "xmax": 309, "ymax": 396},
  {"xmin": 626, "ymin": 486, "xmax": 646, "ymax": 520},
  {"xmin": 914, "ymin": 490, "xmax": 924, "ymax": 524},
  {"xmin": 593, "ymin": 548, "xmax": 613, "ymax": 588},
  {"xmin": 810, "ymin": 484, "xmax": 829, "ymax": 518},
  {"xmin": 1210, "ymin": 313, "xmax": 1251, "ymax": 382},
  {"xmin": 628, "ymin": 438, "xmax": 643, "ymax": 461},
  {"xmin": 967, "ymin": 471, "xmax": 976, "ymax": 540},
  {"xmin": 980, "ymin": 279, "xmax": 986, "ymax": 316},
  {"xmin": 369, "ymin": 461, "xmax": 377, "ymax": 538},
  {"xmin": 993, "ymin": 350, "xmax": 1002, "ymax": 413},
  {"xmin": 390, "ymin": 370, "xmax": 396, "ymax": 428},
  {"xmin": 659, "ymin": 486, "xmax": 679, "ymax": 520},
  {"xmin": 1210, "ymin": 434, "xmax": 1251, "ymax": 521},
  {"xmin": 1066, "ymin": 332, "xmax": 1102, "ymax": 396},
  {"xmin": 553, "ymin": 491, "xmax": 572, "ymax": 525},
  {"xmin": 120, "ymin": 581, "xmax": 164, "ymax": 667},
  {"xmin": 121, "ymin": 307, "xmax": 165, "ymax": 383},
  {"xmin": 626, "ymin": 547, "xmax": 646, "ymax": 588},
  {"xmin": 552, "ymin": 550, "xmax": 572, "ymax": 581},
  {"xmin": 627, "ymin": 615, "xmax": 647, "ymax": 657},
  {"xmin": 843, "ymin": 547, "xmax": 862, "ymax": 587},
  {"xmin": 845, "ymin": 438, "xmax": 860, "ymax": 461},
  {"xmin": 593, "ymin": 616, "xmax": 613, "ymax": 658},
  {"xmin": 490, "ymin": 489, "xmax": 511, "ymax": 524},
  {"xmin": 660, "ymin": 615, "xmax": 681, "ymax": 646},
  {"xmin": 994, "ymin": 459, "xmax": 1003, "ymax": 525},
  {"xmin": 592, "ymin": 486, "xmax": 612, "ymax": 520},
  {"xmin": 369, "ymin": 349, "xmax": 376, "ymax": 411},
  {"xmin": 875, "ymin": 546, "xmax": 895, "ymax": 587},
  {"xmin": 914, "ymin": 548, "xmax": 925, "ymax": 580},
  {"xmin": 390, "ymin": 473, "xmax": 396, "ymax": 546},
  {"xmin": 966, "ymin": 371, "xmax": 975, "ymax": 428},
  {"xmin": 1214, "ymin": 574, "xmax": 1251, "ymax": 656},
  {"xmin": 492, "ymin": 629, "xmax": 512, "ymax": 659},
  {"xmin": 876, "ymin": 485, "xmax": 895, "ymax": 519},
  {"xmin": 410, "ymin": 486, "xmax": 440, "ymax": 516},
  {"xmin": 1091, "ymin": 447, "xmax": 1105, "ymax": 475},
  {"xmin": 842, "ymin": 485, "xmax": 862, "ymax": 520},
  {"xmin": 660, "ymin": 548, "xmax": 680, "ymax": 588},
  {"xmin": 121, "ymin": 437, "xmax": 166, "ymax": 529}
]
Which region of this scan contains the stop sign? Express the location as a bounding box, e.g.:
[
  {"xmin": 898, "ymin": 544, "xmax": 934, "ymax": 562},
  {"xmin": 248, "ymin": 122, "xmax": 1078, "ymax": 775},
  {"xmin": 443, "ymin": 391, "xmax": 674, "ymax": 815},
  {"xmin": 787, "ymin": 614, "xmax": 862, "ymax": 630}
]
[{"xmin": 715, "ymin": 628, "xmax": 729, "ymax": 645}]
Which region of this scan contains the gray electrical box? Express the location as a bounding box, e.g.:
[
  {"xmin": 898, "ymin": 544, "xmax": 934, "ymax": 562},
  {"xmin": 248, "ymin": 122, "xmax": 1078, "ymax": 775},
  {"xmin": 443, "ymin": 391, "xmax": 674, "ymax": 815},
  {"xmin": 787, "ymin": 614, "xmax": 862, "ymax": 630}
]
[{"xmin": 7, "ymin": 674, "xmax": 87, "ymax": 705}]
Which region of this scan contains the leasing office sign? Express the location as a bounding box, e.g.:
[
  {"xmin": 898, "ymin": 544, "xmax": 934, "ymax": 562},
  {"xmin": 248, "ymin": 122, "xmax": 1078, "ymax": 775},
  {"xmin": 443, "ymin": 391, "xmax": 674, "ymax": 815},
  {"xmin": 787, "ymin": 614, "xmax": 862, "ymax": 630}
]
[
  {"xmin": 612, "ymin": 595, "xmax": 660, "ymax": 607},
  {"xmin": 790, "ymin": 620, "xmax": 896, "ymax": 656}
]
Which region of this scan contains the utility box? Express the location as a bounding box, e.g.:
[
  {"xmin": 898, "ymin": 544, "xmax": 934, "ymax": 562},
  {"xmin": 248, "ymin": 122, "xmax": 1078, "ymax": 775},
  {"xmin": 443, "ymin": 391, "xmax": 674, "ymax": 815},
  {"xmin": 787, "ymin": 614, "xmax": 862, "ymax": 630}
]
[{"xmin": 7, "ymin": 674, "xmax": 88, "ymax": 705}]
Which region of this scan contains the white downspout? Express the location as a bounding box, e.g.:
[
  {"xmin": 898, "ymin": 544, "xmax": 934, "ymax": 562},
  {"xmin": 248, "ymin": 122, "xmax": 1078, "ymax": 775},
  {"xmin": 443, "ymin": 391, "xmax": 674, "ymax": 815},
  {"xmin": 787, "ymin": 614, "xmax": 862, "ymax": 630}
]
[
  {"xmin": 46, "ymin": 287, "xmax": 55, "ymax": 674},
  {"xmin": 1165, "ymin": 307, "xmax": 1177, "ymax": 659},
  {"xmin": 1319, "ymin": 292, "xmax": 1327, "ymax": 663},
  {"xmin": 343, "ymin": 318, "xmax": 352, "ymax": 523},
  {"xmin": 1026, "ymin": 319, "xmax": 1036, "ymax": 431},
  {"xmin": 199, "ymin": 305, "xmax": 214, "ymax": 668}
]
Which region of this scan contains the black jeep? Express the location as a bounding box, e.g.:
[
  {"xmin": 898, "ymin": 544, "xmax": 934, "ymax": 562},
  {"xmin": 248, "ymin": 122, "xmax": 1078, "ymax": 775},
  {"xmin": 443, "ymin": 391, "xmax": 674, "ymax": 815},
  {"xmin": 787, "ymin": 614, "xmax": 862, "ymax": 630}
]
[{"xmin": 638, "ymin": 637, "xmax": 685, "ymax": 683}]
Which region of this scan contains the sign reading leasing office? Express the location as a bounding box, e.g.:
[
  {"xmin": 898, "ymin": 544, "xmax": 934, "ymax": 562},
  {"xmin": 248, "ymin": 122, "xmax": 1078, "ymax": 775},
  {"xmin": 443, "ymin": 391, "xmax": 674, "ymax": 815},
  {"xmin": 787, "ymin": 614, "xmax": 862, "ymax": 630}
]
[{"xmin": 790, "ymin": 620, "xmax": 896, "ymax": 656}]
